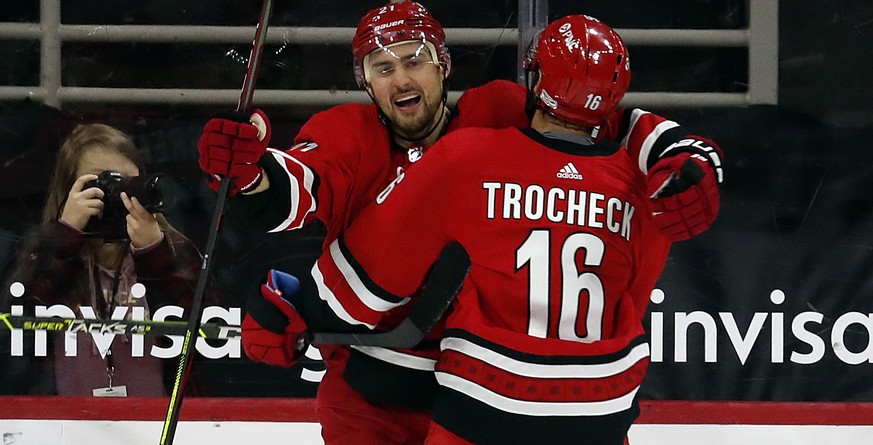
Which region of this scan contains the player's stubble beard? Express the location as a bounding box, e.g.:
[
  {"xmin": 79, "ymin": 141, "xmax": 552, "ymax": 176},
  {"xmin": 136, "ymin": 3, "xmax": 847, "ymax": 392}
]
[{"xmin": 381, "ymin": 84, "xmax": 446, "ymax": 145}]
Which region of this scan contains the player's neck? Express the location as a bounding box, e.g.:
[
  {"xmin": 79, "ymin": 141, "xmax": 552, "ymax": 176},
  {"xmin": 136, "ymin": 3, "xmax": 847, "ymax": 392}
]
[{"xmin": 531, "ymin": 110, "xmax": 593, "ymax": 140}]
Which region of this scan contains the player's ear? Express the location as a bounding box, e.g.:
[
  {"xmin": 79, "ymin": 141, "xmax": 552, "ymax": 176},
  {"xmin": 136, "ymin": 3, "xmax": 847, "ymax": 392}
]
[{"xmin": 441, "ymin": 60, "xmax": 451, "ymax": 80}]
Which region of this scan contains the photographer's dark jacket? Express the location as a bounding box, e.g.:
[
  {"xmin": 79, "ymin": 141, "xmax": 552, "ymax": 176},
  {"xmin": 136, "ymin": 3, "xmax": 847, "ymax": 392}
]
[{"xmin": 6, "ymin": 221, "xmax": 203, "ymax": 396}]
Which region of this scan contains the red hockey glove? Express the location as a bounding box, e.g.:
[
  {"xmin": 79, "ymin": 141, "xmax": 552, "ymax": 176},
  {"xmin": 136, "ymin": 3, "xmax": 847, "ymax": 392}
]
[
  {"xmin": 242, "ymin": 269, "xmax": 309, "ymax": 367},
  {"xmin": 647, "ymin": 148, "xmax": 722, "ymax": 241},
  {"xmin": 197, "ymin": 109, "xmax": 271, "ymax": 196}
]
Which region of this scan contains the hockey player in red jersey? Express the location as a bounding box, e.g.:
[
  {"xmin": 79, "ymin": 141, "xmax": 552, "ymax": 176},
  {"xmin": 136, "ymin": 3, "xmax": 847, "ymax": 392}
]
[
  {"xmin": 199, "ymin": 3, "xmax": 528, "ymax": 443},
  {"xmin": 197, "ymin": 2, "xmax": 723, "ymax": 444},
  {"xmin": 241, "ymin": 14, "xmax": 724, "ymax": 445}
]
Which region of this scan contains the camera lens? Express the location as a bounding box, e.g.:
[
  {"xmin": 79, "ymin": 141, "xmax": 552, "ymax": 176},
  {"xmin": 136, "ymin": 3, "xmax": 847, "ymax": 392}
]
[{"xmin": 127, "ymin": 174, "xmax": 166, "ymax": 212}]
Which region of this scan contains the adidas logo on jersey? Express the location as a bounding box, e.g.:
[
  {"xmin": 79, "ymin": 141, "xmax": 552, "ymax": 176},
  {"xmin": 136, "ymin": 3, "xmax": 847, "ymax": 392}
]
[{"xmin": 556, "ymin": 162, "xmax": 583, "ymax": 180}]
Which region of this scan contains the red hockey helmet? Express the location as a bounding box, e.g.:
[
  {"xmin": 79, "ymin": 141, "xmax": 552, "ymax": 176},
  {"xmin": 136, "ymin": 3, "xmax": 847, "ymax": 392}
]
[
  {"xmin": 524, "ymin": 15, "xmax": 631, "ymax": 127},
  {"xmin": 352, "ymin": 1, "xmax": 450, "ymax": 86}
]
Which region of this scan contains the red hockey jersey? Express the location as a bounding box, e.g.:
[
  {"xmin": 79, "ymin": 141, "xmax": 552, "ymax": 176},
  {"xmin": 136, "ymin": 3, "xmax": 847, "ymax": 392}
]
[
  {"xmin": 309, "ymin": 127, "xmax": 673, "ymax": 444},
  {"xmin": 238, "ymin": 77, "xmax": 715, "ymax": 410},
  {"xmin": 238, "ymin": 79, "xmax": 530, "ymax": 407}
]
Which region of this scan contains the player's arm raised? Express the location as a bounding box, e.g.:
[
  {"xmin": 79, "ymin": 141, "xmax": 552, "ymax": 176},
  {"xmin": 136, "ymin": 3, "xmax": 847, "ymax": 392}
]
[
  {"xmin": 198, "ymin": 109, "xmax": 271, "ymax": 197},
  {"xmin": 197, "ymin": 108, "xmax": 357, "ymax": 235},
  {"xmin": 600, "ymin": 108, "xmax": 724, "ymax": 241}
]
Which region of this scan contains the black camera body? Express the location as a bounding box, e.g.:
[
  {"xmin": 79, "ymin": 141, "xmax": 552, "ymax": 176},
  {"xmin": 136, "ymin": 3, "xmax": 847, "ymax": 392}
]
[{"xmin": 83, "ymin": 170, "xmax": 166, "ymax": 240}]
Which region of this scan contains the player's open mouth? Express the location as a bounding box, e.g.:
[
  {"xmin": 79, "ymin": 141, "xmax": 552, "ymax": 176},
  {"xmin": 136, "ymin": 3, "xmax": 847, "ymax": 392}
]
[{"xmin": 394, "ymin": 94, "xmax": 421, "ymax": 110}]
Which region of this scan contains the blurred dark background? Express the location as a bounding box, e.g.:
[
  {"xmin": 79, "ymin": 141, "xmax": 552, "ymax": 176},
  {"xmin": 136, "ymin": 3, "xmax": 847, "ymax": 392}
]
[{"xmin": 1, "ymin": 0, "xmax": 872, "ymax": 400}]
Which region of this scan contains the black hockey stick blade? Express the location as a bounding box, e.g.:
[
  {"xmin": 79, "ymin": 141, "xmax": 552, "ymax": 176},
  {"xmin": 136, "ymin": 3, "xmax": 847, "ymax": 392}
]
[
  {"xmin": 311, "ymin": 242, "xmax": 471, "ymax": 348},
  {"xmin": 0, "ymin": 313, "xmax": 241, "ymax": 339}
]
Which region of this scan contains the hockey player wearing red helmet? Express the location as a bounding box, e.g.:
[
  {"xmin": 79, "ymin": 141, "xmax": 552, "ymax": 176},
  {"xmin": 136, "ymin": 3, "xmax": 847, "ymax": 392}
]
[
  {"xmin": 251, "ymin": 14, "xmax": 724, "ymax": 445},
  {"xmin": 196, "ymin": 3, "xmax": 723, "ymax": 444},
  {"xmin": 264, "ymin": 15, "xmax": 721, "ymax": 445},
  {"xmin": 352, "ymin": 1, "xmax": 454, "ymax": 145},
  {"xmin": 199, "ymin": 3, "xmax": 529, "ymax": 443}
]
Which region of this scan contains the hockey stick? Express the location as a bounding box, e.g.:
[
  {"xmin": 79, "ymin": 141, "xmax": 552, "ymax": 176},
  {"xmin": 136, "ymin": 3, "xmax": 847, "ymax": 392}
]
[
  {"xmin": 2, "ymin": 242, "xmax": 469, "ymax": 345},
  {"xmin": 0, "ymin": 313, "xmax": 241, "ymax": 339},
  {"xmin": 310, "ymin": 242, "xmax": 471, "ymax": 349},
  {"xmin": 160, "ymin": 1, "xmax": 274, "ymax": 443},
  {"xmin": 0, "ymin": 239, "xmax": 464, "ymax": 347}
]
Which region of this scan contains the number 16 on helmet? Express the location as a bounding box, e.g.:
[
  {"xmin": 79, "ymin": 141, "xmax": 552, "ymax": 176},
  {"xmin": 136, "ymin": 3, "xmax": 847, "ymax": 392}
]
[{"xmin": 524, "ymin": 15, "xmax": 631, "ymax": 127}]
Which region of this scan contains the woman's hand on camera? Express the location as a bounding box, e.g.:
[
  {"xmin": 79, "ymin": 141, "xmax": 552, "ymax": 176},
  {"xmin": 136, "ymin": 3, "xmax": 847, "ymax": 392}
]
[
  {"xmin": 121, "ymin": 192, "xmax": 163, "ymax": 248},
  {"xmin": 60, "ymin": 174, "xmax": 104, "ymax": 230}
]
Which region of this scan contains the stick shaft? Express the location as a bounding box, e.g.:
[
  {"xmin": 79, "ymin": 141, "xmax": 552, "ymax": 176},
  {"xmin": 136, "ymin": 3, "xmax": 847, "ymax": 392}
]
[
  {"xmin": 160, "ymin": 1, "xmax": 273, "ymax": 443},
  {"xmin": 237, "ymin": 1, "xmax": 272, "ymax": 114},
  {"xmin": 0, "ymin": 313, "xmax": 240, "ymax": 339}
]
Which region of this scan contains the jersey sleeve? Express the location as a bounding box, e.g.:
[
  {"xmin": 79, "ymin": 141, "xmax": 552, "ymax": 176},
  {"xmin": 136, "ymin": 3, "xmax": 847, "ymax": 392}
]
[
  {"xmin": 295, "ymin": 138, "xmax": 465, "ymax": 332},
  {"xmin": 227, "ymin": 106, "xmax": 374, "ymax": 234},
  {"xmin": 597, "ymin": 108, "xmax": 724, "ymax": 181}
]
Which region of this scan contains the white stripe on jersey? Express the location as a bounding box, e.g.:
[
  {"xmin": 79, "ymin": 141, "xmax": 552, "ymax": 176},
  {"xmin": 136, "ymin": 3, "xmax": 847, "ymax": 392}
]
[
  {"xmin": 620, "ymin": 108, "xmax": 646, "ymax": 148},
  {"xmin": 265, "ymin": 149, "xmax": 317, "ymax": 233},
  {"xmin": 624, "ymin": 110, "xmax": 680, "ymax": 175},
  {"xmin": 441, "ymin": 337, "xmax": 649, "ymax": 379},
  {"xmin": 352, "ymin": 345, "xmax": 437, "ymax": 371},
  {"xmin": 436, "ymin": 371, "xmax": 641, "ymax": 416},
  {"xmin": 311, "ymin": 259, "xmax": 375, "ymax": 329},
  {"xmin": 329, "ymin": 240, "xmax": 411, "ymax": 313}
]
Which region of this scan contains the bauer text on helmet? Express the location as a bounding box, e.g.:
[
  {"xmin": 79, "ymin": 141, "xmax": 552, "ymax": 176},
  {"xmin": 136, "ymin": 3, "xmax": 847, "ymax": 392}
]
[{"xmin": 353, "ymin": 1, "xmax": 450, "ymax": 86}]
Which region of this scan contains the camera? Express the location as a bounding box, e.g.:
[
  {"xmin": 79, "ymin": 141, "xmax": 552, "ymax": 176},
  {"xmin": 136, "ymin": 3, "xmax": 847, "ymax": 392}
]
[{"xmin": 83, "ymin": 170, "xmax": 168, "ymax": 240}]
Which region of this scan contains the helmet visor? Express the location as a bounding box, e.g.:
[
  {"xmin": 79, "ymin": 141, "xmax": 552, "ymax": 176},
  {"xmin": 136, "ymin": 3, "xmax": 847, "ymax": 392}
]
[{"xmin": 361, "ymin": 39, "xmax": 440, "ymax": 84}]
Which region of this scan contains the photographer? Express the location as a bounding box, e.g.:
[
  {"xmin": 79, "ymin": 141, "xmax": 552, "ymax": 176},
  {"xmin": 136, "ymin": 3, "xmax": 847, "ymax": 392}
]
[{"xmin": 4, "ymin": 123, "xmax": 204, "ymax": 396}]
